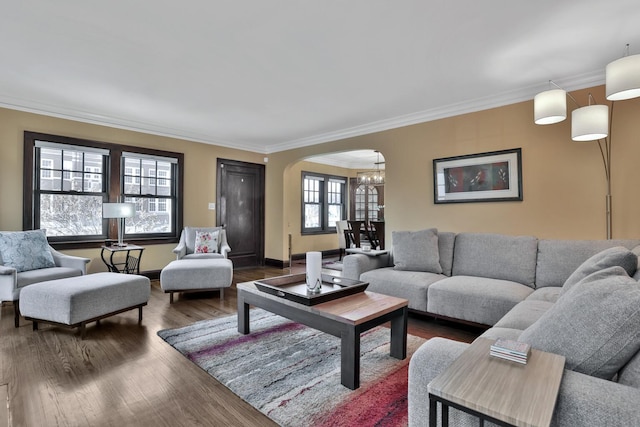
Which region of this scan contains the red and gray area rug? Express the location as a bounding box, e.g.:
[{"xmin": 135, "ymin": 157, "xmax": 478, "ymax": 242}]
[{"xmin": 158, "ymin": 309, "xmax": 426, "ymax": 427}]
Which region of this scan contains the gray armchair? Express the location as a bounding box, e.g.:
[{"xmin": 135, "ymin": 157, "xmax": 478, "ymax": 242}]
[
  {"xmin": 0, "ymin": 242, "xmax": 90, "ymax": 327},
  {"xmin": 172, "ymin": 226, "xmax": 231, "ymax": 260}
]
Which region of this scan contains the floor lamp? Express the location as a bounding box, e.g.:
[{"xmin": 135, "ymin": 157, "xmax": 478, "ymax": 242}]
[{"xmin": 534, "ymin": 45, "xmax": 640, "ymax": 239}]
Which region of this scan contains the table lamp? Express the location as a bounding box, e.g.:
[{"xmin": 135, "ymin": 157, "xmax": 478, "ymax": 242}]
[{"xmin": 103, "ymin": 202, "xmax": 135, "ymax": 247}]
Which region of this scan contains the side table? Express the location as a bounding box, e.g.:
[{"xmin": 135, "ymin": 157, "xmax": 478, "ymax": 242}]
[
  {"xmin": 345, "ymin": 248, "xmax": 388, "ymax": 256},
  {"xmin": 100, "ymin": 245, "xmax": 144, "ymax": 274},
  {"xmin": 427, "ymin": 337, "xmax": 565, "ymax": 427}
]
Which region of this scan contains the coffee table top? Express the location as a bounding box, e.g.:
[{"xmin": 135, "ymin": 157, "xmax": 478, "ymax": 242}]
[
  {"xmin": 428, "ymin": 337, "xmax": 565, "ymax": 427},
  {"xmin": 238, "ymin": 280, "xmax": 408, "ymax": 326}
]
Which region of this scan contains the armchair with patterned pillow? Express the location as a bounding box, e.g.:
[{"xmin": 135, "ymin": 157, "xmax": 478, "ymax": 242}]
[
  {"xmin": 172, "ymin": 226, "xmax": 231, "ymax": 260},
  {"xmin": 0, "ymin": 229, "xmax": 90, "ymax": 327}
]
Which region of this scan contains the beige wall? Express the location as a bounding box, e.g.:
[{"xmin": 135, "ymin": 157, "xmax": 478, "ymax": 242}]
[
  {"xmin": 2, "ymin": 84, "xmax": 640, "ymax": 268},
  {"xmin": 0, "ymin": 107, "xmax": 264, "ymax": 273},
  {"xmin": 284, "ymin": 160, "xmax": 355, "ymax": 255},
  {"xmin": 268, "ymin": 86, "xmax": 640, "ymax": 262}
]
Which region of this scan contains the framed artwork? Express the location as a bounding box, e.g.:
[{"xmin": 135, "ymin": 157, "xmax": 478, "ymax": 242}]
[{"xmin": 433, "ymin": 148, "xmax": 522, "ymax": 204}]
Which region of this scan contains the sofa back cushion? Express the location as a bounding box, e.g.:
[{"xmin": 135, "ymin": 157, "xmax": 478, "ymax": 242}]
[
  {"xmin": 519, "ymin": 266, "xmax": 640, "ymax": 380},
  {"xmin": 451, "ymin": 233, "xmax": 538, "ymax": 287},
  {"xmin": 437, "ymin": 232, "xmax": 456, "ymax": 277},
  {"xmin": 535, "ymin": 239, "xmax": 640, "ymax": 288},
  {"xmin": 561, "ymin": 246, "xmax": 637, "ymax": 295}
]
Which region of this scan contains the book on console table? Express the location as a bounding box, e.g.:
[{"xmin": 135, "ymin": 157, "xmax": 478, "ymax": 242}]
[{"xmin": 490, "ymin": 338, "xmax": 531, "ymax": 364}]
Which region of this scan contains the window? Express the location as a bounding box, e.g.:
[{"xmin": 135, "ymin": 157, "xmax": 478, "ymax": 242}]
[
  {"xmin": 301, "ymin": 172, "xmax": 346, "ymax": 234},
  {"xmin": 24, "ymin": 131, "xmax": 184, "ymax": 247}
]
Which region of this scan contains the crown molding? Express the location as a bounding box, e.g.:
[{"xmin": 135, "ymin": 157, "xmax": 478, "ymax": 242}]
[
  {"xmin": 266, "ymin": 70, "xmax": 605, "ymax": 153},
  {"xmin": 0, "ymin": 69, "xmax": 604, "ymax": 155}
]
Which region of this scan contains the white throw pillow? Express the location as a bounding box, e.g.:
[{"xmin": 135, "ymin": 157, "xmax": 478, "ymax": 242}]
[{"xmin": 194, "ymin": 230, "xmax": 219, "ymax": 254}]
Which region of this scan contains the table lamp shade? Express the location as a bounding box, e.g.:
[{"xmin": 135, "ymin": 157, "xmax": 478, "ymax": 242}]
[{"xmin": 103, "ymin": 203, "xmax": 136, "ymax": 219}]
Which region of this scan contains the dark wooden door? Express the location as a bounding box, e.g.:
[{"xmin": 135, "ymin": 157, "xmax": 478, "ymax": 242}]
[{"xmin": 217, "ymin": 159, "xmax": 265, "ymax": 267}]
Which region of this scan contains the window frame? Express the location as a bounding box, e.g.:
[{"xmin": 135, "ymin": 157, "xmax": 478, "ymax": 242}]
[
  {"xmin": 23, "ymin": 131, "xmax": 184, "ymax": 249},
  {"xmin": 301, "ymin": 171, "xmax": 347, "ymax": 235}
]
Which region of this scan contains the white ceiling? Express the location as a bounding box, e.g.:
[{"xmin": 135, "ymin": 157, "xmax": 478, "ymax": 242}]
[{"xmin": 1, "ymin": 1, "xmax": 640, "ymax": 154}]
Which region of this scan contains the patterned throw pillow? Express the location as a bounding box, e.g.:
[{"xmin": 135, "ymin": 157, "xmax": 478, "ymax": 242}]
[
  {"xmin": 0, "ymin": 229, "xmax": 55, "ymax": 272},
  {"xmin": 194, "ymin": 230, "xmax": 219, "ymax": 254}
]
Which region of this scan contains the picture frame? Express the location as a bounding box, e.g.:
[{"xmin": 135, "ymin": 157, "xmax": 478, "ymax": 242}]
[{"xmin": 433, "ymin": 148, "xmax": 522, "ymax": 204}]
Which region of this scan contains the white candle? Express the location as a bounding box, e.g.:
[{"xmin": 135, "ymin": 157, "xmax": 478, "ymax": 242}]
[{"xmin": 306, "ymin": 251, "xmax": 322, "ymax": 293}]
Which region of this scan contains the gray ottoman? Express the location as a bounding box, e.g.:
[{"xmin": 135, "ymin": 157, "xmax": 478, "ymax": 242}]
[
  {"xmin": 160, "ymin": 258, "xmax": 233, "ymax": 303},
  {"xmin": 19, "ymin": 272, "xmax": 150, "ymax": 339}
]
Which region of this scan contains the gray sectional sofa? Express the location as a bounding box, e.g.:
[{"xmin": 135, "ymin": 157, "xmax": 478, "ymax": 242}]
[{"xmin": 342, "ymin": 229, "xmax": 640, "ymax": 426}]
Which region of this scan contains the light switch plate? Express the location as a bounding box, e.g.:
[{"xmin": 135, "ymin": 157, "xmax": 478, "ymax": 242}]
[{"xmin": 208, "ymin": 202, "xmax": 216, "ymax": 210}]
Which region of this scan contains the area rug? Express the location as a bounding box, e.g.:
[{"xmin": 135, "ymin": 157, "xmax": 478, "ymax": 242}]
[{"xmin": 157, "ymin": 309, "xmax": 426, "ymax": 427}]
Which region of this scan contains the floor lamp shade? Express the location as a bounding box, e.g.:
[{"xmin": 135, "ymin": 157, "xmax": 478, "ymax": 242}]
[
  {"xmin": 534, "ymin": 89, "xmax": 567, "ymax": 124},
  {"xmin": 571, "ymin": 105, "xmax": 609, "ymax": 141},
  {"xmin": 606, "ymin": 54, "xmax": 640, "ymax": 101}
]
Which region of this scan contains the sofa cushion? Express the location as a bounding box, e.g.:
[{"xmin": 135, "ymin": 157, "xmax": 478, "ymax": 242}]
[
  {"xmin": 451, "ymin": 233, "xmax": 538, "ymax": 287},
  {"xmin": 633, "ymin": 245, "xmax": 640, "ymax": 281},
  {"xmin": 561, "ymin": 246, "xmax": 637, "ymax": 296},
  {"xmin": 619, "ymin": 350, "xmax": 640, "ymax": 388},
  {"xmin": 361, "ymin": 267, "xmax": 445, "ymax": 312},
  {"xmin": 535, "ymin": 239, "xmax": 640, "ymax": 288},
  {"xmin": 493, "ymin": 300, "xmax": 554, "ymax": 331},
  {"xmin": 524, "ymin": 287, "xmax": 561, "ymax": 303},
  {"xmin": 0, "ymin": 230, "xmax": 55, "ymax": 273},
  {"xmin": 519, "ymin": 266, "xmax": 640, "ymax": 379},
  {"xmin": 392, "ymin": 228, "xmax": 442, "ymax": 273},
  {"xmin": 427, "ymin": 276, "xmax": 534, "ymax": 326},
  {"xmin": 479, "ymin": 327, "xmax": 523, "ymax": 341},
  {"xmin": 194, "ymin": 229, "xmax": 219, "ymax": 254}
]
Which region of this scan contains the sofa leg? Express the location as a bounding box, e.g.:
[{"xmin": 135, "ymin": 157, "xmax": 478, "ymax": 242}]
[
  {"xmin": 32, "ymin": 321, "xmax": 38, "ymax": 331},
  {"xmin": 169, "ymin": 292, "xmax": 174, "ymax": 304},
  {"xmin": 220, "ymin": 289, "xmax": 224, "ymax": 301},
  {"xmin": 14, "ymin": 300, "xmax": 20, "ymax": 328},
  {"xmin": 138, "ymin": 306, "xmax": 143, "ymax": 323}
]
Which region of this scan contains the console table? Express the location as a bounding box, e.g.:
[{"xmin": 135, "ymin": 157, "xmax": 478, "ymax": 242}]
[
  {"xmin": 100, "ymin": 245, "xmax": 144, "ymax": 274},
  {"xmin": 427, "ymin": 337, "xmax": 565, "ymax": 427}
]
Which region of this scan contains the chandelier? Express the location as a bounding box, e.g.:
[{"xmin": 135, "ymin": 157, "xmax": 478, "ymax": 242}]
[{"xmin": 357, "ymin": 150, "xmax": 385, "ymax": 185}]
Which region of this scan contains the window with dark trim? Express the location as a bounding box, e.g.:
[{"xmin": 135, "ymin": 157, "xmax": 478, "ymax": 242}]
[
  {"xmin": 23, "ymin": 131, "xmax": 184, "ymax": 248},
  {"xmin": 301, "ymin": 171, "xmax": 346, "ymax": 234}
]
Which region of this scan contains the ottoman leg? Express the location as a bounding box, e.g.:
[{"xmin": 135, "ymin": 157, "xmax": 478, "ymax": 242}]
[
  {"xmin": 14, "ymin": 300, "xmax": 19, "ymax": 328},
  {"xmin": 32, "ymin": 321, "xmax": 38, "ymax": 331},
  {"xmin": 80, "ymin": 323, "xmax": 87, "ymax": 340},
  {"xmin": 170, "ymin": 292, "xmax": 174, "ymax": 304},
  {"xmin": 220, "ymin": 289, "xmax": 224, "ymax": 300},
  {"xmin": 138, "ymin": 306, "xmax": 143, "ymax": 323}
]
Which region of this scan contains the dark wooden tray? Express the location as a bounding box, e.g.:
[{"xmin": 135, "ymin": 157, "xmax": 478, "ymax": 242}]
[{"xmin": 254, "ymin": 273, "xmax": 368, "ymax": 305}]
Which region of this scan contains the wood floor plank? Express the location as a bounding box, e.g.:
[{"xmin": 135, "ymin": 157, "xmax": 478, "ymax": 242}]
[{"xmin": 0, "ymin": 263, "xmax": 482, "ymax": 426}]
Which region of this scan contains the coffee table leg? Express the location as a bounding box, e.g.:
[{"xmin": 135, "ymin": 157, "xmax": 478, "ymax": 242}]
[
  {"xmin": 390, "ymin": 306, "xmax": 408, "ymax": 359},
  {"xmin": 341, "ymin": 326, "xmax": 360, "ymax": 389},
  {"xmin": 237, "ymin": 292, "xmax": 250, "ymax": 334}
]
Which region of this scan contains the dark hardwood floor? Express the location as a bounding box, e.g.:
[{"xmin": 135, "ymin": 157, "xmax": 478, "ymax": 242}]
[{"xmin": 0, "ymin": 263, "xmax": 483, "ymax": 427}]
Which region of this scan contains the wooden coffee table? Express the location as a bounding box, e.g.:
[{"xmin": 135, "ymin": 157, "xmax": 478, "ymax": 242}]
[
  {"xmin": 427, "ymin": 337, "xmax": 565, "ymax": 427},
  {"xmin": 237, "ymin": 280, "xmax": 409, "ymax": 389}
]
